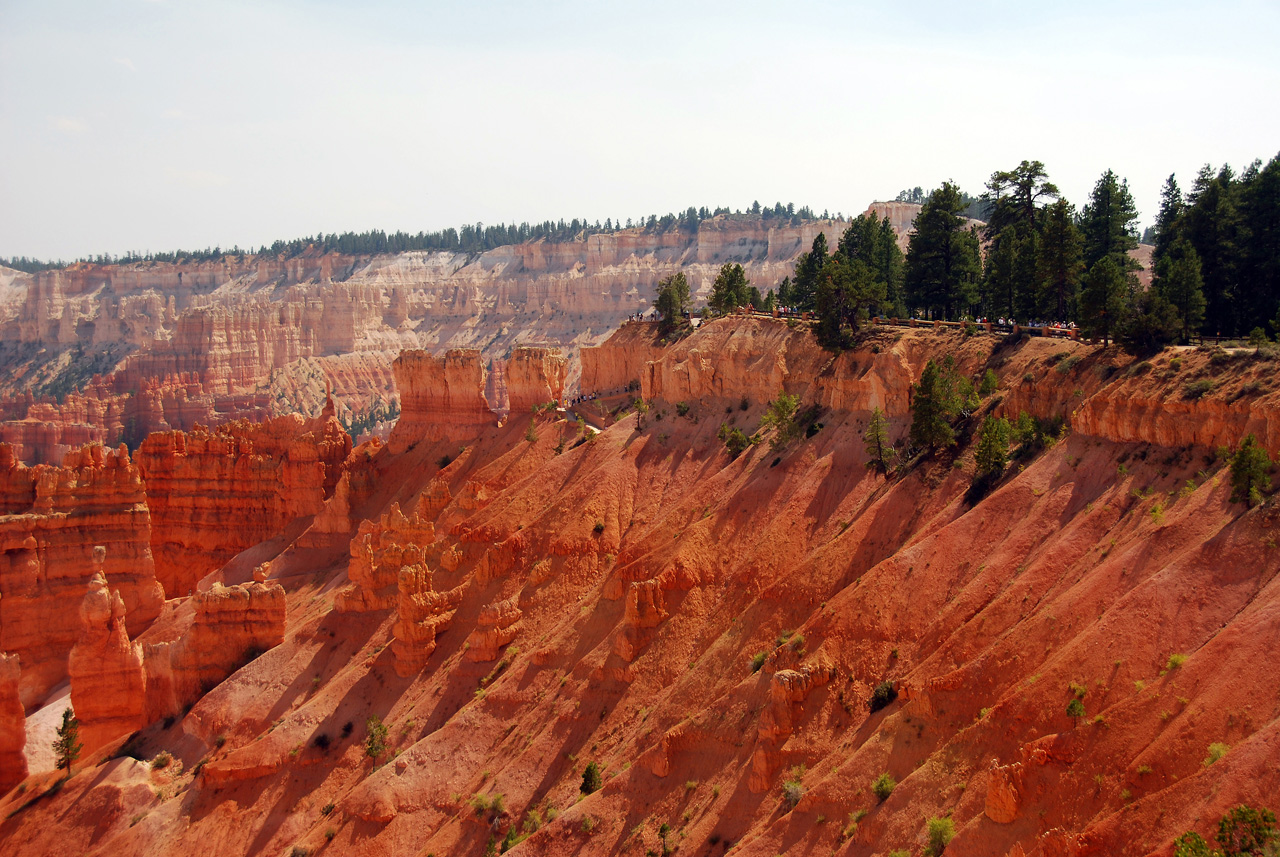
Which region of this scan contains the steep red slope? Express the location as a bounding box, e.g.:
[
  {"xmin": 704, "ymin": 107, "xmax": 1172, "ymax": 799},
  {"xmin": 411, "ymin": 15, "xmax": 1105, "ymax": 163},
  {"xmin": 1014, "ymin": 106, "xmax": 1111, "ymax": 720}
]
[{"xmin": 1, "ymin": 320, "xmax": 1277, "ymax": 857}]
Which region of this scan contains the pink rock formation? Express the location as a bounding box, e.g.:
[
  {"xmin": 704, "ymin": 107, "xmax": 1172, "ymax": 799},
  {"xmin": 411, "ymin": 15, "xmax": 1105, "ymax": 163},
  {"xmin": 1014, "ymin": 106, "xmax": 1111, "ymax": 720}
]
[
  {"xmin": 392, "ymin": 563, "xmax": 464, "ymax": 677},
  {"xmin": 338, "ymin": 499, "xmax": 437, "ymax": 613},
  {"xmin": 68, "ymin": 551, "xmax": 146, "ymax": 753},
  {"xmin": 387, "ymin": 349, "xmax": 493, "ymax": 452},
  {"xmin": 144, "ymin": 579, "xmax": 286, "ymax": 719},
  {"xmin": 0, "ymin": 651, "xmax": 26, "ymax": 791},
  {"xmin": 137, "ymin": 412, "xmax": 350, "ymax": 596},
  {"xmin": 503, "ymin": 347, "xmax": 568, "ymax": 414},
  {"xmin": 0, "ymin": 442, "xmax": 163, "ymax": 707},
  {"xmin": 465, "ymin": 596, "xmax": 522, "ymax": 662}
]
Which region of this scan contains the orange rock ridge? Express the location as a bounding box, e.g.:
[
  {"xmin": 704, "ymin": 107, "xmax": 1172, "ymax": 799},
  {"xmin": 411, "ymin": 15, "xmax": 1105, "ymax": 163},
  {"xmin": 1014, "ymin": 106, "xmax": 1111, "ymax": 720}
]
[
  {"xmin": 0, "ymin": 652, "xmax": 26, "ymax": 791},
  {"xmin": 136, "ymin": 410, "xmax": 350, "ymax": 596},
  {"xmin": 4, "ymin": 320, "xmax": 1280, "ymax": 857},
  {"xmin": 0, "ymin": 442, "xmax": 162, "ymax": 707}
]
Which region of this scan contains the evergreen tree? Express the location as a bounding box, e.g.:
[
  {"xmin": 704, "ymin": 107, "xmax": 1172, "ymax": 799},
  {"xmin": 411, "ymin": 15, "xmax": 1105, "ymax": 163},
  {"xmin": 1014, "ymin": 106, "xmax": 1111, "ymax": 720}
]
[
  {"xmin": 1230, "ymin": 434, "xmax": 1272, "ymax": 507},
  {"xmin": 1037, "ymin": 200, "xmax": 1084, "ymax": 322},
  {"xmin": 863, "ymin": 407, "xmax": 893, "ymax": 473},
  {"xmin": 1079, "ymin": 256, "xmax": 1131, "ymax": 346},
  {"xmin": 1238, "ymin": 153, "xmax": 1280, "ymax": 332},
  {"xmin": 1080, "ymin": 169, "xmax": 1140, "ymax": 270},
  {"xmin": 708, "ymin": 263, "xmax": 750, "ymax": 315},
  {"xmin": 1154, "ymin": 237, "xmax": 1207, "ymax": 341},
  {"xmin": 790, "ymin": 233, "xmax": 828, "ymax": 311},
  {"xmin": 909, "ymin": 359, "xmax": 957, "ymax": 452},
  {"xmin": 1183, "ymin": 164, "xmax": 1241, "ymax": 335},
  {"xmin": 1152, "ymin": 173, "xmax": 1185, "ymax": 263},
  {"xmin": 813, "ymin": 257, "xmax": 884, "ymax": 349},
  {"xmin": 974, "ymin": 415, "xmax": 1011, "ymax": 477},
  {"xmin": 654, "ymin": 272, "xmax": 690, "ymax": 336},
  {"xmin": 1118, "ymin": 288, "xmax": 1179, "ymax": 354},
  {"xmin": 904, "ymin": 183, "xmax": 982, "ymax": 319},
  {"xmin": 53, "ymin": 707, "xmax": 82, "ymax": 778}
]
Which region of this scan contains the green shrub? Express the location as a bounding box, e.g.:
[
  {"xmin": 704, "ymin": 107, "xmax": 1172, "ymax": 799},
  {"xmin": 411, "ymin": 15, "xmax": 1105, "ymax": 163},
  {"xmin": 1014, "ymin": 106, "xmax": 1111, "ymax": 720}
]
[
  {"xmin": 1203, "ymin": 742, "xmax": 1230, "ymax": 766},
  {"xmin": 151, "ymin": 751, "xmax": 172, "ymax": 770},
  {"xmin": 868, "ymin": 680, "xmax": 897, "ymax": 713},
  {"xmin": 580, "ymin": 761, "xmax": 603, "ymax": 795},
  {"xmin": 1067, "ymin": 698, "xmax": 1086, "ymax": 726},
  {"xmin": 364, "ymin": 715, "xmax": 389, "ymax": 758},
  {"xmin": 1230, "ymin": 434, "xmax": 1273, "ymax": 506},
  {"xmin": 978, "ymin": 368, "xmax": 999, "ymax": 395},
  {"xmin": 1183, "ymin": 378, "xmax": 1214, "ymax": 399},
  {"xmin": 717, "ymin": 423, "xmax": 751, "ymax": 459},
  {"xmin": 926, "ymin": 816, "xmax": 955, "ymax": 854},
  {"xmin": 675, "ymin": 402, "xmax": 690, "ymax": 417},
  {"xmin": 749, "ymin": 652, "xmax": 767, "ymax": 673},
  {"xmin": 872, "ymin": 772, "xmax": 895, "ymax": 802}
]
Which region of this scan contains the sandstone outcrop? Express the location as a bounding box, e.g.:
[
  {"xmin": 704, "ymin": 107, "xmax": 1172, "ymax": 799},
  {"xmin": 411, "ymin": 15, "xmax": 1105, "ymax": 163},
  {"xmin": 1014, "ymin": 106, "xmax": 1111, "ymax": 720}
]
[
  {"xmin": 144, "ymin": 579, "xmax": 286, "ymax": 718},
  {"xmin": 0, "ymin": 442, "xmax": 162, "ymax": 707},
  {"xmin": 1, "ymin": 217, "xmax": 853, "ymax": 465},
  {"xmin": 137, "ymin": 411, "xmax": 350, "ymax": 596},
  {"xmin": 503, "ymin": 347, "xmax": 568, "ymax": 414},
  {"xmin": 464, "ymin": 596, "xmax": 522, "ymax": 662},
  {"xmin": 579, "ymin": 322, "xmax": 667, "ymax": 396},
  {"xmin": 67, "ymin": 553, "xmax": 146, "ymax": 753},
  {"xmin": 338, "ymin": 498, "xmax": 436, "ymax": 612},
  {"xmin": 0, "ymin": 651, "xmax": 26, "ymax": 791},
  {"xmin": 387, "ymin": 349, "xmax": 493, "ymax": 452},
  {"xmin": 391, "ymin": 563, "xmax": 465, "ymax": 677}
]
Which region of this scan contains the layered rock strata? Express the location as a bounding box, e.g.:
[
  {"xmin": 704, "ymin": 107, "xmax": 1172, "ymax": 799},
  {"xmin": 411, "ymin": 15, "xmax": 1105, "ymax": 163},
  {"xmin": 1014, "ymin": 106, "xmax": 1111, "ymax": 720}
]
[
  {"xmin": 0, "ymin": 443, "xmax": 163, "ymax": 707},
  {"xmin": 387, "ymin": 349, "xmax": 493, "ymax": 452},
  {"xmin": 503, "ymin": 347, "xmax": 568, "ymax": 414},
  {"xmin": 0, "ymin": 652, "xmax": 26, "ymax": 790},
  {"xmin": 144, "ymin": 577, "xmax": 286, "ymax": 719},
  {"xmin": 67, "ymin": 554, "xmax": 146, "ymax": 753},
  {"xmin": 136, "ymin": 410, "xmax": 350, "ymax": 596},
  {"xmin": 337, "ymin": 499, "xmax": 436, "ymax": 613},
  {"xmin": 391, "ymin": 563, "xmax": 465, "ymax": 677}
]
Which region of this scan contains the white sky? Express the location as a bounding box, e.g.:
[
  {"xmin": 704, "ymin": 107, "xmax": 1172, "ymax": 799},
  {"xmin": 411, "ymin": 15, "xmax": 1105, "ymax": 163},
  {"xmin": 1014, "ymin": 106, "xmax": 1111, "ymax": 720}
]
[{"xmin": 2, "ymin": 0, "xmax": 1278, "ymax": 261}]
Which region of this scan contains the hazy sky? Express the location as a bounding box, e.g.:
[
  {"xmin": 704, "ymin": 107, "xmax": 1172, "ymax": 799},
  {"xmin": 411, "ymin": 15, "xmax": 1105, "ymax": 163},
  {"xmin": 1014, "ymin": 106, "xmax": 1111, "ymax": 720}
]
[{"xmin": 2, "ymin": 0, "xmax": 1278, "ymax": 261}]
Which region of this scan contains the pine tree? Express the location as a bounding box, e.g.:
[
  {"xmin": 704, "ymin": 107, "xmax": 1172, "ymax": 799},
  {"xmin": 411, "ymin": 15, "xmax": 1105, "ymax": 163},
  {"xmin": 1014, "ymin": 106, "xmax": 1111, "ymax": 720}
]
[
  {"xmin": 863, "ymin": 407, "xmax": 893, "ymax": 473},
  {"xmin": 1035, "ymin": 200, "xmax": 1084, "ymax": 322},
  {"xmin": 1230, "ymin": 434, "xmax": 1272, "ymax": 507},
  {"xmin": 1079, "ymin": 256, "xmax": 1131, "ymax": 346},
  {"xmin": 655, "ymin": 272, "xmax": 690, "ymax": 335},
  {"xmin": 1238, "ymin": 153, "xmax": 1280, "ymax": 333},
  {"xmin": 1154, "ymin": 237, "xmax": 1207, "ymax": 341},
  {"xmin": 909, "ymin": 360, "xmax": 957, "ymax": 452},
  {"xmin": 814, "ymin": 257, "xmax": 885, "ymax": 350},
  {"xmin": 1080, "ymin": 169, "xmax": 1140, "ymax": 271},
  {"xmin": 904, "ymin": 183, "xmax": 982, "ymax": 320},
  {"xmin": 1184, "ymin": 164, "xmax": 1241, "ymax": 335},
  {"xmin": 1152, "ymin": 174, "xmax": 1185, "ymax": 263},
  {"xmin": 708, "ymin": 263, "xmax": 750, "ymax": 315},
  {"xmin": 1118, "ymin": 288, "xmax": 1179, "ymax": 354},
  {"xmin": 790, "ymin": 233, "xmax": 828, "ymax": 311},
  {"xmin": 53, "ymin": 707, "xmax": 82, "ymax": 778},
  {"xmin": 974, "ymin": 416, "xmax": 1011, "ymax": 476}
]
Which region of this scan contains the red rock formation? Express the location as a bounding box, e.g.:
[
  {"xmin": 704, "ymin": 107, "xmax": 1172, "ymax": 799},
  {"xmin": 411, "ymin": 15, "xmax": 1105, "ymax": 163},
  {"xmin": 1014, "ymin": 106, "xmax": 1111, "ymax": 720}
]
[
  {"xmin": 386, "ymin": 349, "xmax": 493, "ymax": 452},
  {"xmin": 0, "ymin": 651, "xmax": 26, "ymax": 791},
  {"xmin": 391, "ymin": 563, "xmax": 464, "ymax": 677},
  {"xmin": 144, "ymin": 578, "xmax": 286, "ymax": 719},
  {"xmin": 0, "ymin": 217, "xmax": 854, "ymax": 464},
  {"xmin": 338, "ymin": 499, "xmax": 436, "ymax": 612},
  {"xmin": 579, "ymin": 322, "xmax": 666, "ymax": 396},
  {"xmin": 0, "ymin": 443, "xmax": 162, "ymax": 707},
  {"xmin": 465, "ymin": 596, "xmax": 521, "ymax": 662},
  {"xmin": 503, "ymin": 347, "xmax": 568, "ymax": 414},
  {"xmin": 136, "ymin": 411, "xmax": 350, "ymax": 596},
  {"xmin": 67, "ymin": 552, "xmax": 146, "ymax": 753}
]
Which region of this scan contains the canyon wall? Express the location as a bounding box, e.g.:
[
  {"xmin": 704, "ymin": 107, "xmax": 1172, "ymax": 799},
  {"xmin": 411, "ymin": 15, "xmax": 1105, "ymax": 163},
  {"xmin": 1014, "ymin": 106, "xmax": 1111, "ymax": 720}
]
[
  {"xmin": 136, "ymin": 410, "xmax": 350, "ymax": 596},
  {"xmin": 0, "ymin": 652, "xmax": 25, "ymax": 791},
  {"xmin": 0, "ymin": 217, "xmax": 851, "ymax": 465},
  {"xmin": 0, "ymin": 442, "xmax": 163, "ymax": 707}
]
